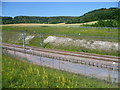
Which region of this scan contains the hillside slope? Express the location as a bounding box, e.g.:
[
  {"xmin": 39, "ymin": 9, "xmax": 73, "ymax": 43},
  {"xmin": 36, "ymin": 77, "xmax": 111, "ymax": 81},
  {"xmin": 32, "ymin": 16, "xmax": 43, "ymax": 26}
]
[
  {"xmin": 1, "ymin": 8, "xmax": 120, "ymax": 24},
  {"xmin": 77, "ymin": 8, "xmax": 119, "ymax": 23}
]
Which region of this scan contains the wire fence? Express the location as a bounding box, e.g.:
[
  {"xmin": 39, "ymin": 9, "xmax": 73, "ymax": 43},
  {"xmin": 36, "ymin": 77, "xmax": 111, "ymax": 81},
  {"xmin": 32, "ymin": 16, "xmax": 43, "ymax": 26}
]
[
  {"xmin": 47, "ymin": 25, "xmax": 119, "ymax": 29},
  {"xmin": 2, "ymin": 42, "xmax": 119, "ymax": 84},
  {"xmin": 71, "ymin": 26, "xmax": 119, "ymax": 29},
  {"xmin": 2, "ymin": 29, "xmax": 120, "ymax": 84}
]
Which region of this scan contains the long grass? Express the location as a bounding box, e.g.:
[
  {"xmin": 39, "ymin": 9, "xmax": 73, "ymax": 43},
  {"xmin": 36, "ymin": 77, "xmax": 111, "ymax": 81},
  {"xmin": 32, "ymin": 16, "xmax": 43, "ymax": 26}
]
[
  {"xmin": 2, "ymin": 26, "xmax": 118, "ymax": 43},
  {"xmin": 2, "ymin": 25, "xmax": 119, "ymax": 56},
  {"xmin": 2, "ymin": 55, "xmax": 118, "ymax": 88},
  {"xmin": 2, "ymin": 26, "xmax": 118, "ymax": 39}
]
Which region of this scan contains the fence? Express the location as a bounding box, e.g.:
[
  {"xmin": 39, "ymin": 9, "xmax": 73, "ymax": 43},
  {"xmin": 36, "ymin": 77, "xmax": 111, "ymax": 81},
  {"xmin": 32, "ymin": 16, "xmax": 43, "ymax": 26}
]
[
  {"xmin": 2, "ymin": 29, "xmax": 120, "ymax": 84},
  {"xmin": 2, "ymin": 42, "xmax": 119, "ymax": 84},
  {"xmin": 71, "ymin": 26, "xmax": 119, "ymax": 29}
]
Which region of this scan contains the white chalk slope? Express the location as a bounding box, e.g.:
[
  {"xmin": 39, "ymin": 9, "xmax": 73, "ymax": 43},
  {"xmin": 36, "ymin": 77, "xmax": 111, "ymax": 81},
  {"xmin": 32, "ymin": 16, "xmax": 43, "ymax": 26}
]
[{"xmin": 44, "ymin": 36, "xmax": 118, "ymax": 51}]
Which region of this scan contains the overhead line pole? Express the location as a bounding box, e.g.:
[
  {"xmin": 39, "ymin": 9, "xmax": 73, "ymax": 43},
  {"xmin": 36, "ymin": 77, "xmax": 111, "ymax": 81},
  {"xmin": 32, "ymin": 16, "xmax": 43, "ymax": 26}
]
[
  {"xmin": 22, "ymin": 31, "xmax": 25, "ymax": 48},
  {"xmin": 22, "ymin": 31, "xmax": 27, "ymax": 59},
  {"xmin": 40, "ymin": 33, "xmax": 43, "ymax": 48}
]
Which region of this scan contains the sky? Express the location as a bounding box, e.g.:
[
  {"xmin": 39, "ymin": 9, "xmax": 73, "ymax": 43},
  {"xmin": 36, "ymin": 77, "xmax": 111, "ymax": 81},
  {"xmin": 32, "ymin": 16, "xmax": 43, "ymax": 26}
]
[
  {"xmin": 2, "ymin": 2, "xmax": 118, "ymax": 17},
  {"xmin": 2, "ymin": 0, "xmax": 119, "ymax": 2}
]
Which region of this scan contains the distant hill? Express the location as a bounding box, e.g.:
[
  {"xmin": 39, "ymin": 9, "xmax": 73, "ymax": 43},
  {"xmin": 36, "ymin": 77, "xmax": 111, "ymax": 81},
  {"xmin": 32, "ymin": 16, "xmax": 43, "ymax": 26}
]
[
  {"xmin": 1, "ymin": 7, "xmax": 120, "ymax": 25},
  {"xmin": 76, "ymin": 8, "xmax": 120, "ymax": 23}
]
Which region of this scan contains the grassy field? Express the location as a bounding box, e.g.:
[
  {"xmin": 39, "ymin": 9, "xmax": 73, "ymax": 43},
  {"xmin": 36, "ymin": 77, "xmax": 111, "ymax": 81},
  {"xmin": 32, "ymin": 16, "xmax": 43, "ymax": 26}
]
[
  {"xmin": 2, "ymin": 25, "xmax": 118, "ymax": 43},
  {"xmin": 2, "ymin": 25, "xmax": 118, "ymax": 36},
  {"xmin": 2, "ymin": 55, "xmax": 118, "ymax": 88},
  {"xmin": 0, "ymin": 53, "xmax": 1, "ymax": 90},
  {"xmin": 1, "ymin": 21, "xmax": 98, "ymax": 26},
  {"xmin": 2, "ymin": 25, "xmax": 119, "ymax": 56}
]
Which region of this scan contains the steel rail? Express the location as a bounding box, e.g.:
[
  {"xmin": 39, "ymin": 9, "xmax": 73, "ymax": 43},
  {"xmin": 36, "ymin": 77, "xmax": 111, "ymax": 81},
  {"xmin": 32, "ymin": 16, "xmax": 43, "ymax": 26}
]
[{"xmin": 2, "ymin": 43, "xmax": 120, "ymax": 63}]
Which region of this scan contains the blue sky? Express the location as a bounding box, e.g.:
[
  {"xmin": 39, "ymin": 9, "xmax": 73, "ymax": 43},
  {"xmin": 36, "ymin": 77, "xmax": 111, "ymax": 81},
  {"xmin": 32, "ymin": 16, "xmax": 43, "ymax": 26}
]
[{"xmin": 2, "ymin": 2, "xmax": 118, "ymax": 17}]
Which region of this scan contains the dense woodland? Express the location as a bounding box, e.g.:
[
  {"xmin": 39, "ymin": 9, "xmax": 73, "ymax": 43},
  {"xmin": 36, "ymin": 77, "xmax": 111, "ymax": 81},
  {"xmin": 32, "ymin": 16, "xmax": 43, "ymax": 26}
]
[{"xmin": 1, "ymin": 8, "xmax": 120, "ymax": 27}]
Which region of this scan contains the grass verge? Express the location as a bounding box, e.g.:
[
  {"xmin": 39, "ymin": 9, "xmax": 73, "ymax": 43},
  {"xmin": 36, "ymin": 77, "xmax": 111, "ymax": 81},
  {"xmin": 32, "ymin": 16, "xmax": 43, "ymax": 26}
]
[{"xmin": 2, "ymin": 55, "xmax": 118, "ymax": 88}]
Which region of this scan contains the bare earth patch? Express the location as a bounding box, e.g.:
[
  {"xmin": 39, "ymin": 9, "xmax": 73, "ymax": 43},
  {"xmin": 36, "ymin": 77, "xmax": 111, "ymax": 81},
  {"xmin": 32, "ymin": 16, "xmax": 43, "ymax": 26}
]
[{"xmin": 44, "ymin": 36, "xmax": 118, "ymax": 52}]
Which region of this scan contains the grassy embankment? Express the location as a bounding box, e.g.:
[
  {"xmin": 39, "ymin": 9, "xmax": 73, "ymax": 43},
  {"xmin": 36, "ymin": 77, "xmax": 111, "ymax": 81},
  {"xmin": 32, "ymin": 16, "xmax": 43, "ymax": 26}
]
[
  {"xmin": 2, "ymin": 55, "xmax": 118, "ymax": 88},
  {"xmin": 0, "ymin": 53, "xmax": 1, "ymax": 89},
  {"xmin": 2, "ymin": 25, "xmax": 119, "ymax": 56}
]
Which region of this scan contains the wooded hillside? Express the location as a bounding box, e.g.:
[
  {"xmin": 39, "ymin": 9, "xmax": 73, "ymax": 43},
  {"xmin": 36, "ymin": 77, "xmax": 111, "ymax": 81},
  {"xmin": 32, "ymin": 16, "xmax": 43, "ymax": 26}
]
[{"xmin": 1, "ymin": 8, "xmax": 120, "ymax": 26}]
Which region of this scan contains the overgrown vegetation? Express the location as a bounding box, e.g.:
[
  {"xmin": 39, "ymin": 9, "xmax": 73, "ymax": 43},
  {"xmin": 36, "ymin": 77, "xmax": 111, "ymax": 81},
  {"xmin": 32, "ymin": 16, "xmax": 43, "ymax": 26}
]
[
  {"xmin": 2, "ymin": 26, "xmax": 118, "ymax": 37},
  {"xmin": 1, "ymin": 7, "xmax": 120, "ymax": 25},
  {"xmin": 2, "ymin": 55, "xmax": 118, "ymax": 88},
  {"xmin": 2, "ymin": 26, "xmax": 119, "ymax": 56}
]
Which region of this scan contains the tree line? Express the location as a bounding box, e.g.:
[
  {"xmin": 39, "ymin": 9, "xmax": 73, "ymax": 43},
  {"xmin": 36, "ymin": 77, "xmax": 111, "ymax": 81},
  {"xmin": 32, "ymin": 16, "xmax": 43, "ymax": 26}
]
[
  {"xmin": 81, "ymin": 20, "xmax": 119, "ymax": 27},
  {"xmin": 1, "ymin": 7, "xmax": 120, "ymax": 26}
]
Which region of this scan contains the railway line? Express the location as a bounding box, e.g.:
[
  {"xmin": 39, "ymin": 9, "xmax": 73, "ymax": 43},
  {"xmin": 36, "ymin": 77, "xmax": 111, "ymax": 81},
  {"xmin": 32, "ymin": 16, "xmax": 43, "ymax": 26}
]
[
  {"xmin": 2, "ymin": 43, "xmax": 119, "ymax": 63},
  {"xmin": 2, "ymin": 43, "xmax": 120, "ymax": 70},
  {"xmin": 2, "ymin": 43, "xmax": 120, "ymax": 83}
]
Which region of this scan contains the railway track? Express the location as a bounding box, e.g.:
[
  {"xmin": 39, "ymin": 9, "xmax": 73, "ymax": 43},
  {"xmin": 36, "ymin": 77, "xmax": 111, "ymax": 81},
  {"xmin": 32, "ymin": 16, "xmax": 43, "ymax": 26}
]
[{"xmin": 2, "ymin": 43, "xmax": 120, "ymax": 63}]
